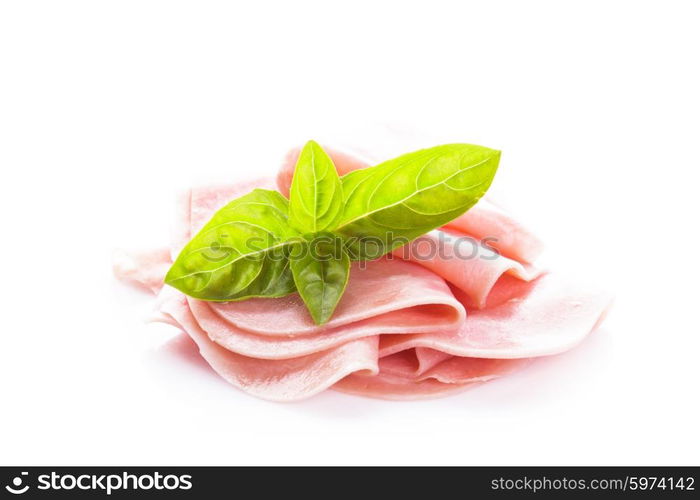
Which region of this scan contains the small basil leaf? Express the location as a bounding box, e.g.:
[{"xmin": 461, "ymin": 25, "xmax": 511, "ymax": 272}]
[
  {"xmin": 165, "ymin": 189, "xmax": 300, "ymax": 301},
  {"xmin": 288, "ymin": 140, "xmax": 344, "ymax": 234},
  {"xmin": 290, "ymin": 233, "xmax": 350, "ymax": 325},
  {"xmin": 335, "ymin": 144, "xmax": 500, "ymax": 259}
]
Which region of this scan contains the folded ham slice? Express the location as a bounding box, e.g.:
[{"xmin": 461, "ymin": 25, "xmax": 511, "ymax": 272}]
[
  {"xmin": 378, "ymin": 273, "xmax": 611, "ymax": 360},
  {"xmin": 156, "ymin": 287, "xmax": 380, "ymax": 402},
  {"xmin": 113, "ymin": 248, "xmax": 171, "ymax": 294},
  {"xmin": 189, "ymin": 259, "xmax": 465, "ymax": 359},
  {"xmin": 392, "ymin": 231, "xmax": 541, "ymax": 309},
  {"xmin": 114, "ymin": 146, "xmax": 612, "ymax": 401}
]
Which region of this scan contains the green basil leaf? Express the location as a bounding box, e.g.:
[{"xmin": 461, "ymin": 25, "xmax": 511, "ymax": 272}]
[
  {"xmin": 335, "ymin": 144, "xmax": 500, "ymax": 259},
  {"xmin": 165, "ymin": 189, "xmax": 300, "ymax": 301},
  {"xmin": 290, "ymin": 233, "xmax": 350, "ymax": 325},
  {"xmin": 288, "ymin": 140, "xmax": 344, "ymax": 234}
]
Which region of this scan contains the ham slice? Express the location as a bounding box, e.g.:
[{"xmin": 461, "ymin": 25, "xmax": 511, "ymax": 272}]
[
  {"xmin": 189, "ymin": 259, "xmax": 465, "ymax": 359},
  {"xmin": 112, "ymin": 248, "xmax": 171, "ymax": 294},
  {"xmin": 156, "ymin": 288, "xmax": 379, "ymax": 402},
  {"xmin": 206, "ymin": 259, "xmax": 464, "ymax": 338},
  {"xmin": 444, "ymin": 200, "xmax": 544, "ymax": 264},
  {"xmin": 377, "ymin": 348, "xmax": 529, "ymax": 383},
  {"xmin": 113, "ymin": 146, "xmax": 612, "ymax": 401},
  {"xmin": 334, "ymin": 354, "xmax": 526, "ymax": 401},
  {"xmin": 392, "ymin": 231, "xmax": 541, "ymax": 309},
  {"xmin": 378, "ymin": 273, "xmax": 612, "ymax": 359},
  {"xmin": 333, "ymin": 372, "xmax": 476, "ymax": 400}
]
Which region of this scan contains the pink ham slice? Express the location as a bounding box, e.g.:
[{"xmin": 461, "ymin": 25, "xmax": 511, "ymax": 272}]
[
  {"xmin": 333, "ymin": 372, "xmax": 477, "ymax": 400},
  {"xmin": 155, "ymin": 288, "xmax": 380, "ymax": 402},
  {"xmin": 112, "ymin": 248, "xmax": 171, "ymax": 294},
  {"xmin": 379, "ymin": 273, "xmax": 612, "ymax": 360},
  {"xmin": 391, "ymin": 230, "xmax": 541, "ymax": 309},
  {"xmin": 206, "ymin": 259, "xmax": 463, "ymax": 338},
  {"xmin": 377, "ymin": 348, "xmax": 529, "ymax": 383},
  {"xmin": 333, "ymin": 353, "xmax": 528, "ymax": 402},
  {"xmin": 444, "ymin": 200, "xmax": 543, "ymax": 264},
  {"xmin": 192, "ymin": 260, "xmax": 465, "ymax": 359},
  {"xmin": 112, "ymin": 146, "xmax": 612, "ymax": 401}
]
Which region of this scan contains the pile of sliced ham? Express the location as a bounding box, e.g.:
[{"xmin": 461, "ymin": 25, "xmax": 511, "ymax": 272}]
[{"xmin": 114, "ymin": 147, "xmax": 612, "ymax": 401}]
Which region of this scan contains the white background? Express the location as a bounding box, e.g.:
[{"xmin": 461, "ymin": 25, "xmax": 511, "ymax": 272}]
[{"xmin": 1, "ymin": 1, "xmax": 698, "ymax": 466}]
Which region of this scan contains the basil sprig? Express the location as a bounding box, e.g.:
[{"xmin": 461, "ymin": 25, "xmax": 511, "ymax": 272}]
[{"xmin": 165, "ymin": 141, "xmax": 500, "ymax": 324}]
